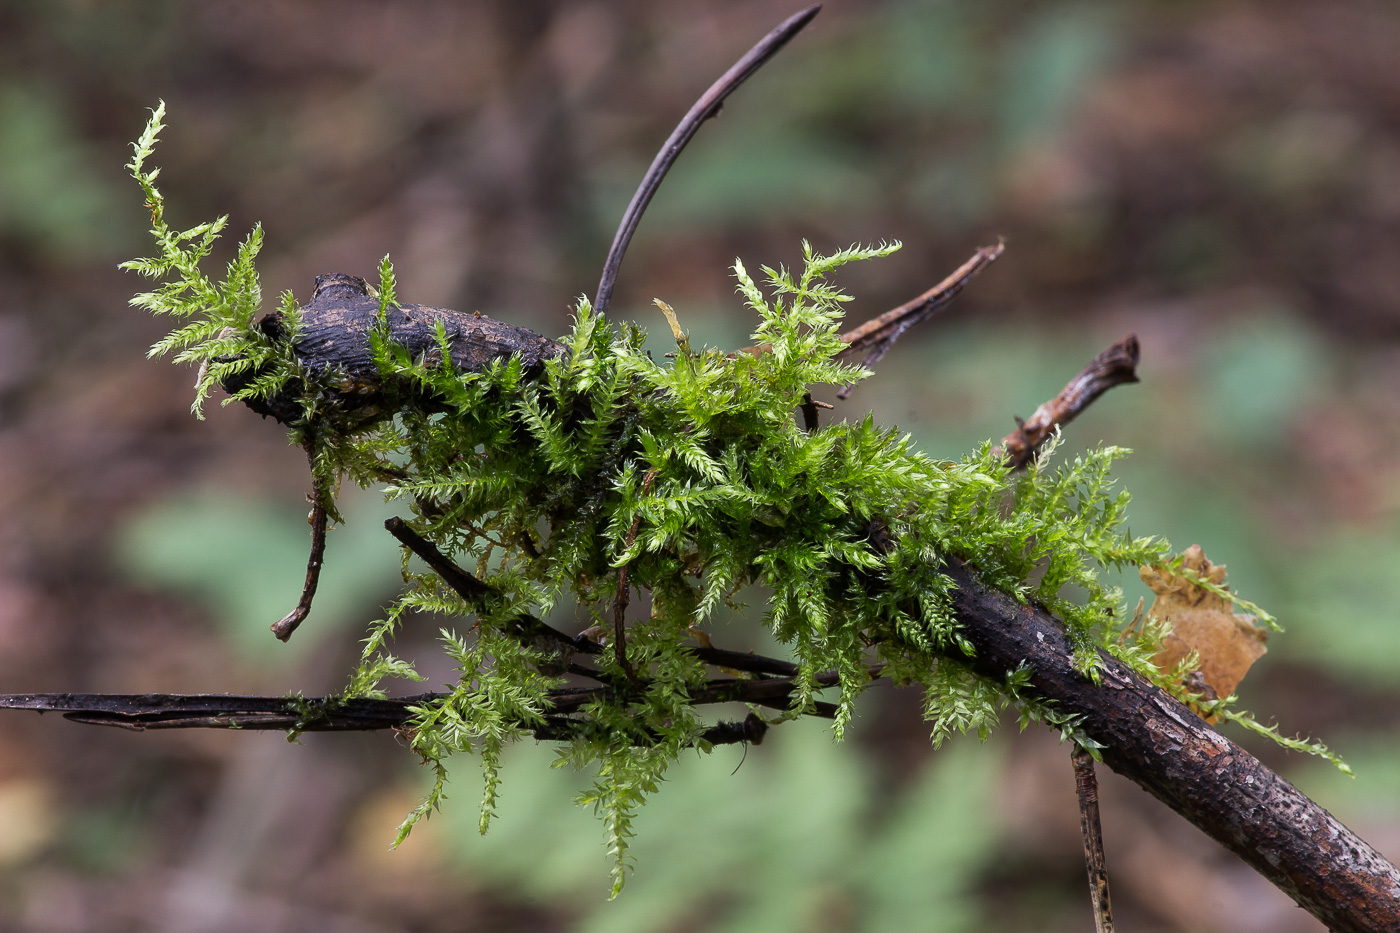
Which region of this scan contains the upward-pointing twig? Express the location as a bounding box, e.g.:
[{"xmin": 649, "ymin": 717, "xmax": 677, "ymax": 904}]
[
  {"xmin": 834, "ymin": 240, "xmax": 1004, "ymax": 399},
  {"xmin": 593, "ymin": 5, "xmax": 821, "ymax": 317},
  {"xmin": 996, "ymin": 334, "xmax": 1141, "ymax": 469}
]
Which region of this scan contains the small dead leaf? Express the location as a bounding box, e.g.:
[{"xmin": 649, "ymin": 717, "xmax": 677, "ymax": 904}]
[{"xmin": 1141, "ymin": 544, "xmax": 1268, "ymax": 716}]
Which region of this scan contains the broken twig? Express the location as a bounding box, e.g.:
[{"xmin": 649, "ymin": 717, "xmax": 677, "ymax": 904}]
[
  {"xmin": 271, "ymin": 458, "xmax": 330, "ymax": 642},
  {"xmin": 996, "ymin": 334, "xmax": 1140, "ymax": 468},
  {"xmin": 834, "ymin": 240, "xmax": 1005, "ymax": 398}
]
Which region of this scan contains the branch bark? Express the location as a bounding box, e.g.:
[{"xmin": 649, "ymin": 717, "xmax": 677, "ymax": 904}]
[
  {"xmin": 941, "ymin": 558, "xmax": 1400, "ymax": 933},
  {"xmin": 834, "ymin": 240, "xmax": 1004, "ymax": 398}
]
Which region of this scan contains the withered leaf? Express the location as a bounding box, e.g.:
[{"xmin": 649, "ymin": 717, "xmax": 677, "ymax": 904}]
[{"xmin": 1140, "ymin": 544, "xmax": 1268, "ymax": 712}]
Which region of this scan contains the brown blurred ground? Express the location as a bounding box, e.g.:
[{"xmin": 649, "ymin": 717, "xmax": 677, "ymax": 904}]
[{"xmin": 2, "ymin": 1, "xmax": 1400, "ymax": 931}]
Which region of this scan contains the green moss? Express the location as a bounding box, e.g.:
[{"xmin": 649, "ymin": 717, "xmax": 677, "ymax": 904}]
[{"xmin": 124, "ymin": 106, "xmax": 1342, "ymax": 895}]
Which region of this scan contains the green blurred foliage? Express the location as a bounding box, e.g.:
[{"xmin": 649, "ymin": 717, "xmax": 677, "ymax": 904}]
[
  {"xmin": 0, "ymin": 82, "xmax": 124, "ymax": 261},
  {"xmin": 1296, "ymin": 738, "xmax": 1400, "ymax": 826},
  {"xmin": 436, "ymin": 723, "xmax": 1002, "ymax": 933},
  {"xmin": 1198, "ymin": 313, "xmax": 1327, "ymax": 448},
  {"xmin": 996, "ymin": 5, "xmax": 1119, "ymax": 156},
  {"xmin": 1283, "ymin": 529, "xmax": 1400, "ymax": 684}
]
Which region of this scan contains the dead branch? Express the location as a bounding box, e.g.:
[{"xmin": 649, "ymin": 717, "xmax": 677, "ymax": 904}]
[
  {"xmin": 940, "ymin": 557, "xmax": 1400, "ymax": 933},
  {"xmin": 6, "ymin": 555, "xmax": 1397, "ymax": 929},
  {"xmin": 0, "ymin": 692, "xmax": 769, "ymax": 747},
  {"xmin": 215, "ymin": 305, "xmax": 1400, "ymax": 930},
  {"xmin": 834, "ymin": 240, "xmax": 1005, "ymax": 398},
  {"xmin": 996, "ymin": 334, "xmax": 1141, "ymax": 468}
]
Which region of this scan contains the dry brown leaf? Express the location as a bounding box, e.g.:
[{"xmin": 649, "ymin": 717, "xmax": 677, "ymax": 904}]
[{"xmin": 1140, "ymin": 544, "xmax": 1268, "ymax": 715}]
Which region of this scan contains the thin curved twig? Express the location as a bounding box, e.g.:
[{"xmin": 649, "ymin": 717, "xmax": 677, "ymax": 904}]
[
  {"xmin": 593, "ymin": 5, "xmax": 821, "ymax": 317},
  {"xmin": 1073, "ymin": 746, "xmax": 1116, "ymax": 933}
]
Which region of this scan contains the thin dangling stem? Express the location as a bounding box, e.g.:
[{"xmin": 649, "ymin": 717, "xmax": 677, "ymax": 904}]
[
  {"xmin": 1073, "ymin": 747, "xmax": 1116, "ymax": 933},
  {"xmin": 271, "ymin": 443, "xmax": 330, "ymax": 642}
]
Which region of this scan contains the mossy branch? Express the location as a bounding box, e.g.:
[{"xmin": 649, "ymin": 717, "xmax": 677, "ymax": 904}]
[{"xmin": 87, "ymin": 18, "xmax": 1398, "ymax": 921}]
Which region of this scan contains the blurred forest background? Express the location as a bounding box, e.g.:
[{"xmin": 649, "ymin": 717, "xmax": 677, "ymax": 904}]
[{"xmin": 2, "ymin": 1, "xmax": 1399, "ymax": 930}]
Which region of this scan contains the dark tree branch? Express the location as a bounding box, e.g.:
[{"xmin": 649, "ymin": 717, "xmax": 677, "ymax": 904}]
[
  {"xmin": 940, "ymin": 557, "xmax": 1400, "ymax": 933},
  {"xmin": 593, "ymin": 5, "xmax": 821, "ymax": 317},
  {"xmin": 0, "ymin": 657, "xmax": 847, "ymax": 736},
  {"xmin": 834, "ymin": 240, "xmax": 1004, "ymax": 399},
  {"xmin": 799, "ymin": 392, "xmax": 820, "ymax": 432},
  {"xmin": 0, "ymin": 692, "xmax": 432, "ymax": 731},
  {"xmin": 384, "ymin": 516, "xmax": 493, "ymax": 603},
  {"xmin": 0, "ymin": 692, "xmax": 770, "ymax": 747},
  {"xmin": 230, "ymin": 273, "xmax": 566, "ymax": 426},
  {"xmin": 8, "ymin": 561, "xmax": 1398, "ymax": 929},
  {"xmin": 384, "ymin": 516, "xmax": 603, "ymax": 678},
  {"xmin": 996, "ymin": 334, "xmax": 1141, "ymax": 468}
]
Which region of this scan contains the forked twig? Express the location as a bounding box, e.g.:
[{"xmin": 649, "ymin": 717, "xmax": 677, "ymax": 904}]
[
  {"xmin": 834, "ymin": 240, "xmax": 1004, "ymax": 398},
  {"xmin": 995, "ymin": 334, "xmax": 1140, "ymax": 469},
  {"xmin": 593, "ymin": 5, "xmax": 821, "ymax": 317},
  {"xmin": 384, "ymin": 513, "xmax": 824, "ymax": 707}
]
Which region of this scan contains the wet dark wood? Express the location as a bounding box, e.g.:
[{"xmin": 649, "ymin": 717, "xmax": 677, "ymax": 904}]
[
  {"xmin": 229, "ymin": 273, "xmax": 565, "ymax": 425},
  {"xmin": 0, "ymin": 692, "xmax": 766, "ymax": 746},
  {"xmin": 942, "ymin": 557, "xmax": 1400, "ymax": 933}
]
